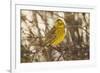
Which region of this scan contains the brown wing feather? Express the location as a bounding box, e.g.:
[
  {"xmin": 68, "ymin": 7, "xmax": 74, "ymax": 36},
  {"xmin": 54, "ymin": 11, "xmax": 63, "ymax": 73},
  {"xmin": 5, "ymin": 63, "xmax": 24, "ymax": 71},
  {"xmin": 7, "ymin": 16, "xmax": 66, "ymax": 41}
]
[{"xmin": 45, "ymin": 26, "xmax": 56, "ymax": 45}]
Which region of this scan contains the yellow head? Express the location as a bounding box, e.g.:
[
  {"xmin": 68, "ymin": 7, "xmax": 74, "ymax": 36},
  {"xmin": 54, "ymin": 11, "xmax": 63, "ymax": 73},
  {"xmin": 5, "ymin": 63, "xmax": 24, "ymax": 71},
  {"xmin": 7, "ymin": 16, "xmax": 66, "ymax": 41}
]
[{"xmin": 55, "ymin": 19, "xmax": 65, "ymax": 28}]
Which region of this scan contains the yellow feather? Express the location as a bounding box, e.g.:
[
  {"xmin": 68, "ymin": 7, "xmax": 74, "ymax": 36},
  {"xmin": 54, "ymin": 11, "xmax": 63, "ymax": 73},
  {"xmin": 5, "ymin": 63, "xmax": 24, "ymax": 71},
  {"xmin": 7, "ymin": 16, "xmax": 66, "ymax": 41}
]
[{"xmin": 45, "ymin": 19, "xmax": 65, "ymax": 46}]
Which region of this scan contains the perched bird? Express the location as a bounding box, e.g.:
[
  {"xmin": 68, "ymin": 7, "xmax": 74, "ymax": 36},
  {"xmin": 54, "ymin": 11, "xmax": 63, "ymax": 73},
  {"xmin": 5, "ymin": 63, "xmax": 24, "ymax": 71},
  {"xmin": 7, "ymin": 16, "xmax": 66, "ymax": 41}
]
[{"xmin": 45, "ymin": 19, "xmax": 65, "ymax": 46}]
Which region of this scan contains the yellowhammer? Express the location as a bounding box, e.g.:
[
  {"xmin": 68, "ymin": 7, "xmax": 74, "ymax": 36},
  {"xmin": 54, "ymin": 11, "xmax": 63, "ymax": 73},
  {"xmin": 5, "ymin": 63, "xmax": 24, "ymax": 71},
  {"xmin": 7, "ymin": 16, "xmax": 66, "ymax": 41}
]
[{"xmin": 45, "ymin": 19, "xmax": 65, "ymax": 46}]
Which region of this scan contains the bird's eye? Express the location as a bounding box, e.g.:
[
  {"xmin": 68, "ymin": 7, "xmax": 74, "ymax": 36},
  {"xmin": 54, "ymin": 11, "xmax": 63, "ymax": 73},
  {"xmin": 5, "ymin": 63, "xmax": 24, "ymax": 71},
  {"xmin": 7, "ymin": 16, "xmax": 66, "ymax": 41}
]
[
  {"xmin": 59, "ymin": 21, "xmax": 63, "ymax": 24},
  {"xmin": 56, "ymin": 19, "xmax": 63, "ymax": 26},
  {"xmin": 57, "ymin": 19, "xmax": 60, "ymax": 22}
]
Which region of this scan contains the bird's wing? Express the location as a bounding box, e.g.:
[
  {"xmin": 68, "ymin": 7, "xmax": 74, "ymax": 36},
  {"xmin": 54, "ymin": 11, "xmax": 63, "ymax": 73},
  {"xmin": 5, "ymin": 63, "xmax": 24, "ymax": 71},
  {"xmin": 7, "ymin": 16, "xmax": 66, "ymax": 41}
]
[{"xmin": 45, "ymin": 26, "xmax": 56, "ymax": 44}]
